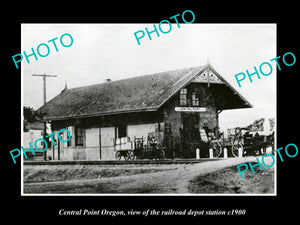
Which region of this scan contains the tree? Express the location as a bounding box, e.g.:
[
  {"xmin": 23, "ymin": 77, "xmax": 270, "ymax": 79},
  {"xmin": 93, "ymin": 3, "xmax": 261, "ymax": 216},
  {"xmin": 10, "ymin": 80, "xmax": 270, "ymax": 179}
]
[{"xmin": 23, "ymin": 107, "xmax": 43, "ymax": 132}]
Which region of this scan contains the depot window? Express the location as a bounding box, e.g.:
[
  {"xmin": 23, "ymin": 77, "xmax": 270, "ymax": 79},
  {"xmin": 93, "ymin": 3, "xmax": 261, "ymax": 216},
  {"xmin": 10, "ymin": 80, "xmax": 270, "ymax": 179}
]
[
  {"xmin": 192, "ymin": 92, "xmax": 199, "ymax": 106},
  {"xmin": 180, "ymin": 88, "xmax": 187, "ymax": 106},
  {"xmin": 75, "ymin": 126, "xmax": 85, "ymax": 146}
]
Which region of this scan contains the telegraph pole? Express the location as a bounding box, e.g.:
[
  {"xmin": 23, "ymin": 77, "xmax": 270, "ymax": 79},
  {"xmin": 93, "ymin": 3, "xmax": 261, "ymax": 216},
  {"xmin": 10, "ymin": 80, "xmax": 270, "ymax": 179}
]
[{"xmin": 32, "ymin": 73, "xmax": 57, "ymax": 160}]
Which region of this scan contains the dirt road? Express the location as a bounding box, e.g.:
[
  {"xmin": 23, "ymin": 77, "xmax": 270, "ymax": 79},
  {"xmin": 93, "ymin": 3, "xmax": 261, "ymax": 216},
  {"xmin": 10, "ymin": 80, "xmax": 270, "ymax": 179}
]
[{"xmin": 23, "ymin": 156, "xmax": 270, "ymax": 194}]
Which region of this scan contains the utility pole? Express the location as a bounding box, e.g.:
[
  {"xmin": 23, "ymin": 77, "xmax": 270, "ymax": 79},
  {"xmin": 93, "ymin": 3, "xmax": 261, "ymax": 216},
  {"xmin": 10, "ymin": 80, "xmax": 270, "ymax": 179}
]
[{"xmin": 32, "ymin": 73, "xmax": 57, "ymax": 161}]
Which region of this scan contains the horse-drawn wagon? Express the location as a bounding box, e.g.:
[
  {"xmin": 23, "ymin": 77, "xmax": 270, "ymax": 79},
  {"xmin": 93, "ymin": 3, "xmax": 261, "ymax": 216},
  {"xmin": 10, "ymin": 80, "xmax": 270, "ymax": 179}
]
[{"xmin": 208, "ymin": 127, "xmax": 274, "ymax": 158}]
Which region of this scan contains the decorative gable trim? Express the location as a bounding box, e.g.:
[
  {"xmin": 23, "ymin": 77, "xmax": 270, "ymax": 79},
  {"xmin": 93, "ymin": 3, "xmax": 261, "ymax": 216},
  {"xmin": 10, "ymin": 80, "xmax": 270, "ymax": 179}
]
[{"xmin": 191, "ymin": 69, "xmax": 224, "ymax": 84}]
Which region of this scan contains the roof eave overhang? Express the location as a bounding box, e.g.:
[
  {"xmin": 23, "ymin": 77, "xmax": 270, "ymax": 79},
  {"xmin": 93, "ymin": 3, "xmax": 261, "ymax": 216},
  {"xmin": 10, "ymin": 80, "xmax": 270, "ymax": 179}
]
[{"xmin": 42, "ymin": 107, "xmax": 158, "ymax": 121}]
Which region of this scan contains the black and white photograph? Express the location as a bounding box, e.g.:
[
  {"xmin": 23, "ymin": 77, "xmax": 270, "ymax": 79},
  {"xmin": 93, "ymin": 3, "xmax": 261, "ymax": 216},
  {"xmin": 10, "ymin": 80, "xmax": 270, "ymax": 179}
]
[
  {"xmin": 21, "ymin": 23, "xmax": 276, "ymax": 195},
  {"xmin": 4, "ymin": 5, "xmax": 299, "ymax": 224}
]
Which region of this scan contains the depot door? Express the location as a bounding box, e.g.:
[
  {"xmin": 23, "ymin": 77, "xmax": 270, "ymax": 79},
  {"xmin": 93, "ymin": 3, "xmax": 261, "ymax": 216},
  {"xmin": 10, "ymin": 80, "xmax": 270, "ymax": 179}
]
[
  {"xmin": 100, "ymin": 127, "xmax": 116, "ymax": 160},
  {"xmin": 182, "ymin": 113, "xmax": 200, "ymax": 154}
]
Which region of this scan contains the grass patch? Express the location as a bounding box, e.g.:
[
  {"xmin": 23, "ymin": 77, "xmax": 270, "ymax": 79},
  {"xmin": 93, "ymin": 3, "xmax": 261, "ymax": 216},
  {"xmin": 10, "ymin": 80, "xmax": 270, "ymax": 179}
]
[
  {"xmin": 23, "ymin": 164, "xmax": 177, "ymax": 194},
  {"xmin": 188, "ymin": 165, "xmax": 274, "ymax": 194},
  {"xmin": 23, "ymin": 164, "xmax": 173, "ymax": 183}
]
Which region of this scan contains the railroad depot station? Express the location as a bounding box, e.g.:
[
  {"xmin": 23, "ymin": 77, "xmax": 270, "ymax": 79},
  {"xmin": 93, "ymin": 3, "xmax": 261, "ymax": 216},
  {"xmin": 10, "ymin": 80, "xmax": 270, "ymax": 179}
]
[{"xmin": 37, "ymin": 63, "xmax": 253, "ymax": 160}]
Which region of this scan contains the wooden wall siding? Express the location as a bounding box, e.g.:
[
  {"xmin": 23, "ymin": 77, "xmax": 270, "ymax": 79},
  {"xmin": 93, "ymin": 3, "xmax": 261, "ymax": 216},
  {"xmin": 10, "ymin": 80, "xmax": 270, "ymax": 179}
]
[
  {"xmin": 86, "ymin": 128, "xmax": 99, "ymax": 147},
  {"xmin": 48, "ymin": 83, "xmax": 220, "ymax": 160},
  {"xmin": 100, "ymin": 127, "xmax": 115, "ymax": 160}
]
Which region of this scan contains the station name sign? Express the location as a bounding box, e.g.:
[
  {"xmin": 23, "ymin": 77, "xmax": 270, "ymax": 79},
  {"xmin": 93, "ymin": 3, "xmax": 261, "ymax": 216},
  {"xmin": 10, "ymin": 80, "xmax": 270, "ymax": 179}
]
[{"xmin": 175, "ymin": 107, "xmax": 206, "ymax": 112}]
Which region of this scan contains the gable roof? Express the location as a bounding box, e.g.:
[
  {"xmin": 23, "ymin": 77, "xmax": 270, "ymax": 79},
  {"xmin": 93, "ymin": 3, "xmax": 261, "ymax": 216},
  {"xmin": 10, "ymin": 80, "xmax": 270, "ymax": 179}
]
[{"xmin": 38, "ymin": 64, "xmax": 252, "ymax": 121}]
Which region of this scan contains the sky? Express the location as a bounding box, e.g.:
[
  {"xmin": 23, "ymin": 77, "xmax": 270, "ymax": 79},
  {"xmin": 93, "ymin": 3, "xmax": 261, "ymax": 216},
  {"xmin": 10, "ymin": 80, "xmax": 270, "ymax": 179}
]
[{"xmin": 22, "ymin": 23, "xmax": 276, "ymax": 131}]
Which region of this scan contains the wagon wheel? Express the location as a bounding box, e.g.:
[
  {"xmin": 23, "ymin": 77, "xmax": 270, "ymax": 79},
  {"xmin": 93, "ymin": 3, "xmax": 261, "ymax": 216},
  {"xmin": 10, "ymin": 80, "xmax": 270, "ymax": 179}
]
[
  {"xmin": 232, "ymin": 143, "xmax": 243, "ymax": 158},
  {"xmin": 129, "ymin": 151, "xmax": 136, "ymax": 161},
  {"xmin": 124, "ymin": 151, "xmax": 131, "ymax": 161},
  {"xmin": 209, "ymin": 141, "xmax": 222, "ymax": 158},
  {"xmin": 115, "ymin": 151, "xmax": 121, "ymax": 161},
  {"xmin": 158, "ymin": 149, "xmax": 165, "ymax": 160}
]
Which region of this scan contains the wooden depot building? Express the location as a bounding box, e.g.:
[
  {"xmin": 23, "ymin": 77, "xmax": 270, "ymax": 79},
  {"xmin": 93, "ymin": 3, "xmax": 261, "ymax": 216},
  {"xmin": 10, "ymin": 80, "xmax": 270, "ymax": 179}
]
[{"xmin": 38, "ymin": 63, "xmax": 252, "ymax": 160}]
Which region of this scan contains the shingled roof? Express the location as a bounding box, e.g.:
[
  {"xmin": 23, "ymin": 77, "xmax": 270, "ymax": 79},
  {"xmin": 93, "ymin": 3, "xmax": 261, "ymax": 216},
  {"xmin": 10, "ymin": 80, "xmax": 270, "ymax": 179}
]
[{"xmin": 38, "ymin": 64, "xmax": 252, "ymax": 121}]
